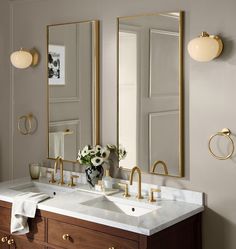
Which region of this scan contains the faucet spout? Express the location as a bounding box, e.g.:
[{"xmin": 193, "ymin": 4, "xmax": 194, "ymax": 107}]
[
  {"xmin": 54, "ymin": 156, "xmax": 65, "ymax": 185},
  {"xmin": 129, "ymin": 166, "xmax": 143, "ymax": 199},
  {"xmin": 151, "ymin": 160, "xmax": 169, "ymax": 175}
]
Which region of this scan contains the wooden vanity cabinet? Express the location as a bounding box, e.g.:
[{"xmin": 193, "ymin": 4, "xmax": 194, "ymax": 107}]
[{"xmin": 0, "ymin": 200, "xmax": 202, "ymax": 249}]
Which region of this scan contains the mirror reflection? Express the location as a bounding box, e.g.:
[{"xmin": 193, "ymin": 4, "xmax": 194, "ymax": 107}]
[
  {"xmin": 118, "ymin": 12, "xmax": 184, "ymax": 177},
  {"xmin": 47, "ymin": 20, "xmax": 99, "ymax": 162}
]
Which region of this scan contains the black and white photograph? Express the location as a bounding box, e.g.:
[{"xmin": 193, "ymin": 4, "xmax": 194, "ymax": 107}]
[{"xmin": 48, "ymin": 45, "xmax": 65, "ymax": 85}]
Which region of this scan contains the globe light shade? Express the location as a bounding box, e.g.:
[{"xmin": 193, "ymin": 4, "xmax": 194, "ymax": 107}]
[
  {"xmin": 10, "ymin": 49, "xmax": 33, "ymax": 69},
  {"xmin": 188, "ymin": 32, "xmax": 223, "ymax": 62}
]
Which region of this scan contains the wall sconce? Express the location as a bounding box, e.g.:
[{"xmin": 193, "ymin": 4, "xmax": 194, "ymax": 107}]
[
  {"xmin": 188, "ymin": 32, "xmax": 223, "ymax": 62},
  {"xmin": 10, "ymin": 48, "xmax": 39, "ymax": 69}
]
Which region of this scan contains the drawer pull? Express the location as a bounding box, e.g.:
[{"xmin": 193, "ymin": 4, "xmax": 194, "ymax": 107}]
[
  {"xmin": 7, "ymin": 239, "xmax": 14, "ymax": 245},
  {"xmin": 1, "ymin": 237, "xmax": 8, "ymax": 243},
  {"xmin": 109, "ymin": 247, "xmax": 115, "ymax": 249},
  {"xmin": 62, "ymin": 234, "xmax": 70, "ymax": 241}
]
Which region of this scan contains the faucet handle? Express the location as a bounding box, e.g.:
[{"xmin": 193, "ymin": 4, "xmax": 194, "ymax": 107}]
[
  {"xmin": 149, "ymin": 188, "xmax": 161, "ymax": 202},
  {"xmin": 118, "ymin": 183, "xmax": 130, "ymax": 198},
  {"xmin": 47, "ymin": 170, "xmax": 56, "ymax": 184},
  {"xmin": 68, "ymin": 175, "xmax": 79, "ymax": 187}
]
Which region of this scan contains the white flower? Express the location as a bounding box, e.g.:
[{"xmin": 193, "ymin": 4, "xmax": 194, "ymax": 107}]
[
  {"xmin": 89, "ymin": 149, "xmax": 96, "ymax": 156},
  {"xmin": 91, "ymin": 157, "xmax": 104, "ymax": 166},
  {"xmin": 81, "ymin": 145, "xmax": 90, "ymax": 157},
  {"xmin": 95, "ymin": 145, "xmax": 102, "ymax": 152},
  {"xmin": 107, "ymin": 144, "xmax": 116, "ymax": 150},
  {"xmin": 118, "ymin": 145, "xmax": 127, "ymax": 161},
  {"xmin": 77, "ymin": 150, "xmax": 82, "ymax": 159},
  {"xmin": 100, "ymin": 148, "xmax": 110, "ymax": 160}
]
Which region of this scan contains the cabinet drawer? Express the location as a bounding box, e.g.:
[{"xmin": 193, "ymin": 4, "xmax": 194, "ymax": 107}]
[
  {"xmin": 0, "ymin": 206, "xmax": 11, "ymax": 232},
  {"xmin": 11, "ymin": 235, "xmax": 46, "ymax": 249},
  {"xmin": 48, "ymin": 219, "xmax": 138, "ymax": 249}
]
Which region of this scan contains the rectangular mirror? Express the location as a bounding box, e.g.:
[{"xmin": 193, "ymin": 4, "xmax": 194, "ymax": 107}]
[
  {"xmin": 47, "ymin": 20, "xmax": 100, "ymax": 163},
  {"xmin": 117, "ymin": 12, "xmax": 184, "ymax": 177}
]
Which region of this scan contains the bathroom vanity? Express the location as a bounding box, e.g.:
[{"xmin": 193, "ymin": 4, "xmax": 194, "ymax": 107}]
[{"xmin": 0, "ymin": 178, "xmax": 203, "ymax": 249}]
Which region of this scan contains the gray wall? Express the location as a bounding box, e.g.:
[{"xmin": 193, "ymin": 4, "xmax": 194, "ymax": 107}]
[
  {"xmin": 0, "ymin": 0, "xmax": 11, "ymax": 181},
  {"xmin": 2, "ymin": 0, "xmax": 236, "ymax": 248}
]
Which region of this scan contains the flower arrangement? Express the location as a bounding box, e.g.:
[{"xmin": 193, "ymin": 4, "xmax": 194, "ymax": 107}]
[{"xmin": 77, "ymin": 144, "xmax": 127, "ymax": 167}]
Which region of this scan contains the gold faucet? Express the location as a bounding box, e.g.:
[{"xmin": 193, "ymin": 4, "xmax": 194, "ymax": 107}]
[
  {"xmin": 151, "ymin": 160, "xmax": 169, "ymax": 175},
  {"xmin": 129, "ymin": 166, "xmax": 143, "ymax": 199},
  {"xmin": 54, "ymin": 156, "xmax": 65, "ymax": 185}
]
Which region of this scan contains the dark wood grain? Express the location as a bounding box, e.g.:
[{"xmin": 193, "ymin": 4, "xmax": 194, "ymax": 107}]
[{"xmin": 48, "ymin": 218, "xmax": 138, "ymax": 249}]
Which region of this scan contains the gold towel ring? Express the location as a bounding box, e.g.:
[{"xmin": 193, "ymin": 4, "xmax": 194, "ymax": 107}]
[
  {"xmin": 17, "ymin": 113, "xmax": 33, "ymax": 135},
  {"xmin": 208, "ymin": 128, "xmax": 234, "ymax": 160}
]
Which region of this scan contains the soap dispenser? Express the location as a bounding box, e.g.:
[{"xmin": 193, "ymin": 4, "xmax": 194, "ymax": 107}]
[{"xmin": 102, "ymin": 170, "xmax": 114, "ymax": 189}]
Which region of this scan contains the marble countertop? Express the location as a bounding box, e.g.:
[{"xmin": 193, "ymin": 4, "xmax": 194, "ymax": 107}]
[{"xmin": 0, "ymin": 177, "xmax": 204, "ymax": 236}]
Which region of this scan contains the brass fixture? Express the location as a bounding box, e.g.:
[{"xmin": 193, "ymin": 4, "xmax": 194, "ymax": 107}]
[
  {"xmin": 7, "ymin": 239, "xmax": 14, "ymax": 245},
  {"xmin": 47, "ymin": 170, "xmax": 56, "ymax": 184},
  {"xmin": 208, "ymin": 128, "xmax": 235, "ymax": 160},
  {"xmin": 1, "ymin": 237, "xmax": 8, "ymax": 243},
  {"xmin": 118, "ymin": 183, "xmax": 130, "ymax": 198},
  {"xmin": 10, "ymin": 48, "xmax": 39, "ymax": 69},
  {"xmin": 17, "ymin": 113, "xmax": 37, "ymax": 135},
  {"xmin": 62, "ymin": 234, "xmax": 70, "ymax": 241},
  {"xmin": 129, "ymin": 166, "xmax": 143, "ymax": 199},
  {"xmin": 188, "ymin": 31, "xmax": 223, "ymax": 62},
  {"xmin": 68, "ymin": 175, "xmax": 79, "ymax": 187},
  {"xmin": 64, "ymin": 129, "xmax": 74, "ymax": 135},
  {"xmin": 151, "ymin": 160, "xmax": 169, "ymax": 175},
  {"xmin": 109, "ymin": 247, "xmax": 115, "ymax": 249},
  {"xmin": 54, "ymin": 156, "xmax": 65, "ymax": 185},
  {"xmin": 149, "ymin": 188, "xmax": 161, "ymax": 203}
]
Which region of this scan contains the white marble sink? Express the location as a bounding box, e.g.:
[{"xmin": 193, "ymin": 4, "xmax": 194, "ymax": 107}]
[
  {"xmin": 80, "ymin": 196, "xmax": 160, "ymax": 217},
  {"xmin": 10, "ymin": 182, "xmax": 75, "ymax": 197}
]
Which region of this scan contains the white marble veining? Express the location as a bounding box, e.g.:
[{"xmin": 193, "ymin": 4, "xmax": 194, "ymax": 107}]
[{"xmin": 0, "ymin": 177, "xmax": 204, "ymax": 236}]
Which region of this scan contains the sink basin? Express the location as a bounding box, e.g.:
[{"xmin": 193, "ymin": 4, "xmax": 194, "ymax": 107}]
[
  {"xmin": 81, "ymin": 196, "xmax": 160, "ymax": 217},
  {"xmin": 10, "ymin": 182, "xmax": 75, "ymax": 197}
]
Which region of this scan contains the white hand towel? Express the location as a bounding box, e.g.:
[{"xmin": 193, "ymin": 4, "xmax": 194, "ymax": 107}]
[
  {"xmin": 49, "ymin": 132, "xmax": 65, "ymax": 158},
  {"xmin": 11, "ymin": 192, "xmax": 49, "ymax": 235}
]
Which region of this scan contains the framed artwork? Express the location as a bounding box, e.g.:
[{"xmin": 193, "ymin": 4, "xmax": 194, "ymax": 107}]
[{"xmin": 48, "ymin": 45, "xmax": 65, "ymax": 85}]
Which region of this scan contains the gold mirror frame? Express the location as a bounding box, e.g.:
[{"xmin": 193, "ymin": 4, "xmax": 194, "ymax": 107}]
[
  {"xmin": 47, "ymin": 20, "xmax": 100, "ymax": 163},
  {"xmin": 117, "ymin": 11, "xmax": 184, "ymax": 177}
]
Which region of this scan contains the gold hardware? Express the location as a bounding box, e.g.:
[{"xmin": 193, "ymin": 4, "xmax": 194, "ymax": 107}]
[
  {"xmin": 54, "ymin": 156, "xmax": 65, "ymax": 185},
  {"xmin": 17, "ymin": 113, "xmax": 34, "ymax": 135},
  {"xmin": 149, "ymin": 188, "xmax": 161, "ymax": 202},
  {"xmin": 62, "ymin": 234, "xmax": 70, "ymax": 241},
  {"xmin": 68, "ymin": 175, "xmax": 79, "ymax": 187},
  {"xmin": 7, "ymin": 239, "xmax": 14, "ymax": 245},
  {"xmin": 47, "ymin": 170, "xmax": 56, "ymax": 184},
  {"xmin": 64, "ymin": 129, "xmax": 74, "ymax": 135},
  {"xmin": 129, "ymin": 166, "xmax": 143, "ymax": 199},
  {"xmin": 208, "ymin": 128, "xmax": 234, "ymax": 160},
  {"xmin": 109, "ymin": 247, "xmax": 115, "ymax": 249},
  {"xmin": 1, "ymin": 237, "xmax": 8, "ymax": 243},
  {"xmin": 118, "ymin": 183, "xmax": 130, "ymax": 198},
  {"xmin": 151, "ymin": 160, "xmax": 169, "ymax": 175}
]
